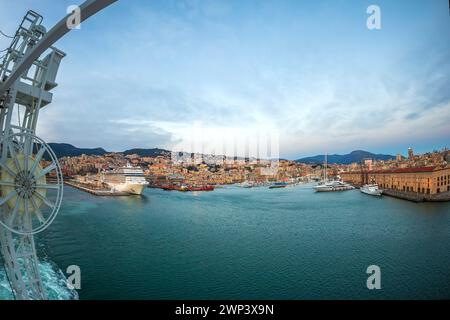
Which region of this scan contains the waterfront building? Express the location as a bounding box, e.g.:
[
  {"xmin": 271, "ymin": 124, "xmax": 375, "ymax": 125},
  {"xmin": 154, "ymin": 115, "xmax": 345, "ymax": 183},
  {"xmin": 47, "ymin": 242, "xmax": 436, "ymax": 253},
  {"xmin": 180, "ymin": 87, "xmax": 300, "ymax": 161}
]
[{"xmin": 341, "ymin": 166, "xmax": 450, "ymax": 196}]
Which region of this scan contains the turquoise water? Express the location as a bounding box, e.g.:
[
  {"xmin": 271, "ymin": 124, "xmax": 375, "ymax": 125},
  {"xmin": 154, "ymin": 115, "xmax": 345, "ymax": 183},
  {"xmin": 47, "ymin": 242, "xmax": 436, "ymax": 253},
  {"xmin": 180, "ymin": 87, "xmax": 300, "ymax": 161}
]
[{"xmin": 2, "ymin": 184, "xmax": 450, "ymax": 299}]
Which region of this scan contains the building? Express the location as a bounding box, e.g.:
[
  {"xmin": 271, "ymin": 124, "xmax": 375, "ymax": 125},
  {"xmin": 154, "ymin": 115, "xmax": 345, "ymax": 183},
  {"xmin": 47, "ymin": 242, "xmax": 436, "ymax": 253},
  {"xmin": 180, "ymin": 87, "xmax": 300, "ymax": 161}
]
[
  {"xmin": 341, "ymin": 165, "xmax": 450, "ymax": 196},
  {"xmin": 364, "ymin": 159, "xmax": 373, "ymax": 171},
  {"xmin": 408, "ymin": 147, "xmax": 414, "ymax": 160}
]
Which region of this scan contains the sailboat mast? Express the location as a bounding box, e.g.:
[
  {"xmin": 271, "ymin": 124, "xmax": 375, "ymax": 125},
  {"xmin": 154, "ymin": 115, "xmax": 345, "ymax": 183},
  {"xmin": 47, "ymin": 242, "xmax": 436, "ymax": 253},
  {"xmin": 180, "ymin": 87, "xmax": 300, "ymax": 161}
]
[{"xmin": 324, "ymin": 153, "xmax": 327, "ymax": 182}]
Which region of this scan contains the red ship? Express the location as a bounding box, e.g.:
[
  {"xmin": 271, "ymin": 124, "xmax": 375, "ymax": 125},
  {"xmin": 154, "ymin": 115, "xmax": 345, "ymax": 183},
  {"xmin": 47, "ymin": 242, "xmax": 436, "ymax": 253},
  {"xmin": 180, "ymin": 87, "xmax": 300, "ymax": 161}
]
[
  {"xmin": 161, "ymin": 184, "xmax": 214, "ymax": 192},
  {"xmin": 187, "ymin": 185, "xmax": 215, "ymax": 192}
]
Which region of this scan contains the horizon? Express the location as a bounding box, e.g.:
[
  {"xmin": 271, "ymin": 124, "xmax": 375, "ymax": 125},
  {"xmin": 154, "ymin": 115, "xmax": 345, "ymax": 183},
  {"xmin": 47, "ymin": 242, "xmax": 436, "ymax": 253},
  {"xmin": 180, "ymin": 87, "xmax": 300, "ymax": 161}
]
[{"xmin": 1, "ymin": 0, "xmax": 449, "ymax": 158}]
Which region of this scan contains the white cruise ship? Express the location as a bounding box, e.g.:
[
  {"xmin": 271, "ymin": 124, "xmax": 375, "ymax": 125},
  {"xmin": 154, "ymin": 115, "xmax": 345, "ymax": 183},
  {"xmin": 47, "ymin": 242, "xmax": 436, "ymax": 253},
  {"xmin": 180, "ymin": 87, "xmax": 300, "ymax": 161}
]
[{"xmin": 101, "ymin": 163, "xmax": 149, "ymax": 195}]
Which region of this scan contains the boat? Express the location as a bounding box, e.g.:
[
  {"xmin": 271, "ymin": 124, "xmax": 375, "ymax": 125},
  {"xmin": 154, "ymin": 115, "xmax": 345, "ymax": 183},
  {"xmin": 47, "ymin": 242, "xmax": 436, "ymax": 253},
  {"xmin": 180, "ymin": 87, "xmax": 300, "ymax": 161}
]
[
  {"xmin": 187, "ymin": 185, "xmax": 214, "ymax": 192},
  {"xmin": 101, "ymin": 163, "xmax": 149, "ymax": 195},
  {"xmin": 162, "ymin": 184, "xmax": 177, "ymax": 191},
  {"xmin": 269, "ymin": 182, "xmax": 288, "ymax": 189},
  {"xmin": 162, "ymin": 184, "xmax": 214, "ymax": 192},
  {"xmin": 313, "ymin": 153, "xmax": 354, "ymax": 192},
  {"xmin": 360, "ymin": 184, "xmax": 383, "ymax": 196},
  {"xmin": 313, "ymin": 180, "xmax": 355, "ymax": 192},
  {"xmin": 240, "ymin": 181, "xmax": 254, "ymax": 188}
]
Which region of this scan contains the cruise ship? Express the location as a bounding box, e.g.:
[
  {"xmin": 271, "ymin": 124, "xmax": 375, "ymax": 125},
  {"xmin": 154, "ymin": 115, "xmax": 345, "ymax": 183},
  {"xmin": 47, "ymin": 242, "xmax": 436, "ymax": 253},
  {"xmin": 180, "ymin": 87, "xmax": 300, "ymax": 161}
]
[{"xmin": 101, "ymin": 163, "xmax": 149, "ymax": 195}]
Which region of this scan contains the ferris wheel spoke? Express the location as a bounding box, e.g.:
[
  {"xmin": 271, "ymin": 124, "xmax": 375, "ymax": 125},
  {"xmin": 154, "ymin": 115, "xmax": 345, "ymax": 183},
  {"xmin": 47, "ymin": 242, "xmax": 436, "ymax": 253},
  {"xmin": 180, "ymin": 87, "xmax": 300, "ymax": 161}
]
[
  {"xmin": 35, "ymin": 162, "xmax": 56, "ymax": 180},
  {"xmin": 0, "ymin": 181, "xmax": 16, "ymax": 187},
  {"xmin": 29, "ymin": 146, "xmax": 46, "ymax": 176},
  {"xmin": 0, "ymin": 160, "xmax": 16, "ymax": 177},
  {"xmin": 35, "ymin": 183, "xmax": 59, "ymax": 190},
  {"xmin": 23, "ymin": 198, "xmax": 32, "ymax": 231},
  {"xmin": 7, "ymin": 140, "xmax": 21, "ymax": 171},
  {"xmin": 0, "ymin": 190, "xmax": 16, "ymax": 206},
  {"xmin": 34, "ymin": 191, "xmax": 55, "ymax": 209},
  {"xmin": 30, "ymin": 197, "xmax": 46, "ymax": 224},
  {"xmin": 6, "ymin": 197, "xmax": 20, "ymax": 226}
]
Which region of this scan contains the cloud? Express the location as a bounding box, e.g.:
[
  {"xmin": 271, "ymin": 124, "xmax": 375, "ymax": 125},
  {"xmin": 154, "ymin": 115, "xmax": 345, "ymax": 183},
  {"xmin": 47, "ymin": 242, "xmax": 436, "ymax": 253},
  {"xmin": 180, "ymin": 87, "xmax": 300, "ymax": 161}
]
[{"xmin": 3, "ymin": 0, "xmax": 450, "ymax": 158}]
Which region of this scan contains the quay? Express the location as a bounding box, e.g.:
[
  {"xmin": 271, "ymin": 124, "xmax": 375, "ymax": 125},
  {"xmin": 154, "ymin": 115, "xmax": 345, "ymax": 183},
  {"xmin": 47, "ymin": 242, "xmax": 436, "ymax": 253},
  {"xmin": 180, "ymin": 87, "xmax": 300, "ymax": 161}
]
[
  {"xmin": 381, "ymin": 188, "xmax": 450, "ymax": 203},
  {"xmin": 64, "ymin": 180, "xmax": 130, "ymax": 196}
]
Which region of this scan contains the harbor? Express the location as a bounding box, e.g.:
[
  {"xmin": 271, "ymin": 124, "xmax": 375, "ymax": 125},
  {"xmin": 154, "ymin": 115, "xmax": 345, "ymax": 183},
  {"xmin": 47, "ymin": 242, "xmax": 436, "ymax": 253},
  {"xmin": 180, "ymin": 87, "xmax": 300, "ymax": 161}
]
[{"xmin": 7, "ymin": 183, "xmax": 448, "ymax": 300}]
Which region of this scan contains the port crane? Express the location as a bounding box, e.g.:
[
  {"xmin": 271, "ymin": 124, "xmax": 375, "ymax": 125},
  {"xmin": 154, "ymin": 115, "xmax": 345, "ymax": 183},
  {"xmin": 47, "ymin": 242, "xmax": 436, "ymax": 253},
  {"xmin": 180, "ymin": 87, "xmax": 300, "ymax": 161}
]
[{"xmin": 0, "ymin": 0, "xmax": 117, "ymax": 300}]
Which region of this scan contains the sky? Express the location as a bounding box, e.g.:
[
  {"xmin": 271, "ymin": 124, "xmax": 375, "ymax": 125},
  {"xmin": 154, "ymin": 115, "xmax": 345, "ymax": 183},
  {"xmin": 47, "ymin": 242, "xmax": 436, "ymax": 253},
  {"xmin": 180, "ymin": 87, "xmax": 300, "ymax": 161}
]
[{"xmin": 0, "ymin": 0, "xmax": 449, "ymax": 159}]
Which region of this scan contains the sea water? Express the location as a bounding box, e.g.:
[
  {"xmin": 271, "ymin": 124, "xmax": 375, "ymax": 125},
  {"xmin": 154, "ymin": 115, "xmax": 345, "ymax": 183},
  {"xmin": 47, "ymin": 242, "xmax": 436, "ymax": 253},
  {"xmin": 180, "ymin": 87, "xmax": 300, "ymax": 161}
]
[{"xmin": 1, "ymin": 184, "xmax": 450, "ymax": 299}]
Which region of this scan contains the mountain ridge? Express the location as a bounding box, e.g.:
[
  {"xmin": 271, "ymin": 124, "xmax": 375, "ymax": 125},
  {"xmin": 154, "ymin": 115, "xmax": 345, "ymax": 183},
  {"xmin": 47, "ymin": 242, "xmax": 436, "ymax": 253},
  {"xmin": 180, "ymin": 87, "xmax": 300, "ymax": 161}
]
[
  {"xmin": 295, "ymin": 150, "xmax": 397, "ymax": 164},
  {"xmin": 47, "ymin": 144, "xmax": 397, "ymax": 164},
  {"xmin": 48, "ymin": 143, "xmax": 170, "ymax": 159}
]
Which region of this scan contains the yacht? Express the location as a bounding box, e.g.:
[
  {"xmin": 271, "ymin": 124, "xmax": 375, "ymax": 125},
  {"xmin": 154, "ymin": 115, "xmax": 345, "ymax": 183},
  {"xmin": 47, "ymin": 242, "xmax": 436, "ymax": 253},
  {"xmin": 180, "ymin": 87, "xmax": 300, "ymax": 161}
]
[
  {"xmin": 313, "ymin": 180, "xmax": 355, "ymax": 192},
  {"xmin": 360, "ymin": 184, "xmax": 383, "ymax": 196},
  {"xmin": 313, "ymin": 153, "xmax": 354, "ymax": 192},
  {"xmin": 102, "ymin": 163, "xmax": 149, "ymax": 195},
  {"xmin": 269, "ymin": 182, "xmax": 288, "ymax": 189}
]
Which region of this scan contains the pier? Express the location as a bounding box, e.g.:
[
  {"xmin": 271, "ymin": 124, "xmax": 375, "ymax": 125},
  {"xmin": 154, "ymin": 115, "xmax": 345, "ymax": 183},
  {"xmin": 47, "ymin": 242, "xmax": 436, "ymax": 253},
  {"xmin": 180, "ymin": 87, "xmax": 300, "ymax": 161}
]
[
  {"xmin": 64, "ymin": 180, "xmax": 130, "ymax": 196},
  {"xmin": 381, "ymin": 189, "xmax": 450, "ymax": 203}
]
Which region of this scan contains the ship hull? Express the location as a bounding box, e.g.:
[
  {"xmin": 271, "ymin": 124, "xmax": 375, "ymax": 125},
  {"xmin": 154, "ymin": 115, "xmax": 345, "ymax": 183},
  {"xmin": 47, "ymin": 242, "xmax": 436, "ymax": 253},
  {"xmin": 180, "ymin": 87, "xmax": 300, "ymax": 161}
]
[
  {"xmin": 360, "ymin": 186, "xmax": 383, "ymax": 196},
  {"xmin": 360, "ymin": 189, "xmax": 382, "ymax": 196},
  {"xmin": 110, "ymin": 183, "xmax": 147, "ymax": 195},
  {"xmin": 314, "ymin": 183, "xmax": 354, "ymax": 192}
]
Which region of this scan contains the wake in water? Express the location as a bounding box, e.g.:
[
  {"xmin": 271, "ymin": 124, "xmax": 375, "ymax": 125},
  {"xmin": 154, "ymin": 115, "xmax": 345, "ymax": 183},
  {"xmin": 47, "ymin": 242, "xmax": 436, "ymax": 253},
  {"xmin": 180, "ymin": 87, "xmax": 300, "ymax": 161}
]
[{"xmin": 0, "ymin": 260, "xmax": 78, "ymax": 300}]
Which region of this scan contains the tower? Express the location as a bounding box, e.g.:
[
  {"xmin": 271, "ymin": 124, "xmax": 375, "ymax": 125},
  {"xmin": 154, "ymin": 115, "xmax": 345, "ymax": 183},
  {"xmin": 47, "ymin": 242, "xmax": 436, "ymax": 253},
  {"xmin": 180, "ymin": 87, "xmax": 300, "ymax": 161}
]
[{"xmin": 408, "ymin": 147, "xmax": 414, "ymax": 160}]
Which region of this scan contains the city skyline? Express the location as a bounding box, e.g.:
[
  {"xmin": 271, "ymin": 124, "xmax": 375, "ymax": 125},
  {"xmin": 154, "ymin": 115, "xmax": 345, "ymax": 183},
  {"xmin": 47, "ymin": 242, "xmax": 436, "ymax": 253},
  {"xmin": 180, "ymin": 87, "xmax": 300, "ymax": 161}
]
[{"xmin": 1, "ymin": 0, "xmax": 449, "ymax": 159}]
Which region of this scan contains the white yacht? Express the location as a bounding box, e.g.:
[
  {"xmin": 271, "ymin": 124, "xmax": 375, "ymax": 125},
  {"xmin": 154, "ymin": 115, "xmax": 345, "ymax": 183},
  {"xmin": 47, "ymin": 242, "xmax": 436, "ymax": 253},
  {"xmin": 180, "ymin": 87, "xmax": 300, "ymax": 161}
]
[
  {"xmin": 102, "ymin": 163, "xmax": 149, "ymax": 195},
  {"xmin": 314, "ymin": 180, "xmax": 355, "ymax": 192},
  {"xmin": 360, "ymin": 184, "xmax": 383, "ymax": 196},
  {"xmin": 313, "ymin": 153, "xmax": 355, "ymax": 192}
]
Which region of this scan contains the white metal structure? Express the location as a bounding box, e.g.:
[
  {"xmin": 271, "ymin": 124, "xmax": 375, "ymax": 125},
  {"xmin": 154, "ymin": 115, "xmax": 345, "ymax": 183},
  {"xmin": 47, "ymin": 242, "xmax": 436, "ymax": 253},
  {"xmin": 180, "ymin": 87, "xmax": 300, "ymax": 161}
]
[
  {"xmin": 0, "ymin": 11, "xmax": 65, "ymax": 300},
  {"xmin": 0, "ymin": 0, "xmax": 116, "ymax": 300}
]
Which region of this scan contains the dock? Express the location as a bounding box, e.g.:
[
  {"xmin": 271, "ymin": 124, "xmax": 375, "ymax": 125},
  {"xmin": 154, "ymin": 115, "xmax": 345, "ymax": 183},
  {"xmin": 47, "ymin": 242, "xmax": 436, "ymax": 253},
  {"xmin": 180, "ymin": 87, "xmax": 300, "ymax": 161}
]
[
  {"xmin": 353, "ymin": 184, "xmax": 450, "ymax": 202},
  {"xmin": 64, "ymin": 180, "xmax": 130, "ymax": 196},
  {"xmin": 382, "ymin": 189, "xmax": 450, "ymax": 203}
]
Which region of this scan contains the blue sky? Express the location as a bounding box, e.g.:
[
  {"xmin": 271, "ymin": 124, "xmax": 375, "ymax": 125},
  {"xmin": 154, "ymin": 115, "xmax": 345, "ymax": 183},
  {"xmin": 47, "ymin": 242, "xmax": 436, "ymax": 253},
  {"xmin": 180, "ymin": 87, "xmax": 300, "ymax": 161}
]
[{"xmin": 1, "ymin": 0, "xmax": 449, "ymax": 159}]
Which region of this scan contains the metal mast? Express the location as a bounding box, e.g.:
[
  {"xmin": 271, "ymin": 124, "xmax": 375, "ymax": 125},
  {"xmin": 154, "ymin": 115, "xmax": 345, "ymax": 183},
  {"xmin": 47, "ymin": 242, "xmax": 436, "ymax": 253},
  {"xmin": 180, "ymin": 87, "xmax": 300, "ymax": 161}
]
[{"xmin": 0, "ymin": 11, "xmax": 64, "ymax": 300}]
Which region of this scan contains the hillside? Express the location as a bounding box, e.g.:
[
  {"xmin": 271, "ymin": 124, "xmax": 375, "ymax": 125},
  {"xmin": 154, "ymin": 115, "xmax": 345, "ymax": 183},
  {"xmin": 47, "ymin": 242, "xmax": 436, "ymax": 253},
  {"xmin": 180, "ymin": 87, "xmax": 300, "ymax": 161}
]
[
  {"xmin": 48, "ymin": 143, "xmax": 107, "ymax": 158},
  {"xmin": 47, "ymin": 143, "xmax": 170, "ymax": 159},
  {"xmin": 296, "ymin": 150, "xmax": 396, "ymax": 164}
]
